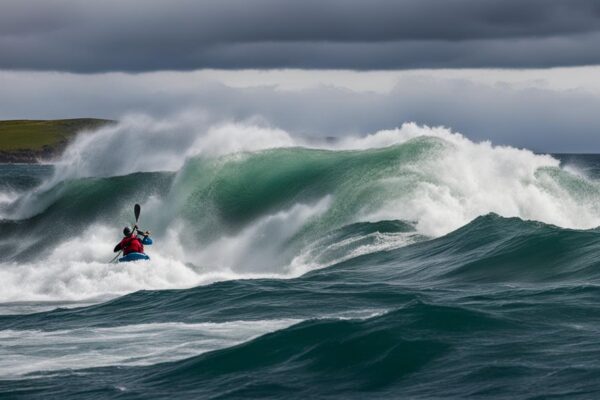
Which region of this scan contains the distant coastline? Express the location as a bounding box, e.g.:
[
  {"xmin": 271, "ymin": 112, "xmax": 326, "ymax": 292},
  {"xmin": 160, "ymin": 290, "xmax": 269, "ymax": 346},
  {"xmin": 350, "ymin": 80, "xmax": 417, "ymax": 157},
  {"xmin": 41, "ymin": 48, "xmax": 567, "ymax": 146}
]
[{"xmin": 0, "ymin": 119, "xmax": 113, "ymax": 163}]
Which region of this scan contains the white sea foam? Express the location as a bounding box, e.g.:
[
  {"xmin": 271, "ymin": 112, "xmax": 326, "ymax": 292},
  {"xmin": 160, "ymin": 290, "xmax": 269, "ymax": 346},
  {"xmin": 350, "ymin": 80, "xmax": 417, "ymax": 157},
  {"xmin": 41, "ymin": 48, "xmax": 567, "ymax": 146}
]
[
  {"xmin": 0, "ymin": 191, "xmax": 18, "ymax": 205},
  {"xmin": 0, "ymin": 319, "xmax": 300, "ymax": 378},
  {"xmin": 342, "ymin": 124, "xmax": 600, "ymax": 236},
  {"xmin": 188, "ymin": 197, "xmax": 332, "ymax": 274},
  {"xmin": 0, "ymin": 199, "xmax": 330, "ymax": 302},
  {"xmin": 289, "ymin": 231, "xmax": 423, "ymax": 277},
  {"xmin": 0, "ymin": 224, "xmax": 222, "ymax": 302},
  {"xmin": 0, "ymin": 309, "xmax": 388, "ymax": 378}
]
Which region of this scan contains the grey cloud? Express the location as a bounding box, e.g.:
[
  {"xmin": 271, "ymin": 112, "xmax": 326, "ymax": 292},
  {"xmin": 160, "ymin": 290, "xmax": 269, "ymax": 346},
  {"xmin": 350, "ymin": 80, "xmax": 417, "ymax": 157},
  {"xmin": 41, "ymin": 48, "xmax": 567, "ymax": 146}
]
[
  {"xmin": 2, "ymin": 0, "xmax": 600, "ymax": 71},
  {"xmin": 0, "ymin": 70, "xmax": 599, "ymax": 152}
]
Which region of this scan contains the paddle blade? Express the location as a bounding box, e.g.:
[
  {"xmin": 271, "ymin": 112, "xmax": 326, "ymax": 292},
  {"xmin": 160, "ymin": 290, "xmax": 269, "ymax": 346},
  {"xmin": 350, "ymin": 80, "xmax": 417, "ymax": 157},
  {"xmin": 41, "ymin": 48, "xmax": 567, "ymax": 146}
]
[{"xmin": 134, "ymin": 204, "xmax": 141, "ymax": 222}]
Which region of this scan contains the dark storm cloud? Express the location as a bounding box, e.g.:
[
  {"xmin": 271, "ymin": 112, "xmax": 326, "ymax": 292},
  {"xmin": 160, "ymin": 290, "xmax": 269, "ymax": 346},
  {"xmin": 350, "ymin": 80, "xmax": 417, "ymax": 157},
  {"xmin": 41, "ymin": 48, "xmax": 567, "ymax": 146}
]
[{"xmin": 2, "ymin": 0, "xmax": 600, "ymax": 71}]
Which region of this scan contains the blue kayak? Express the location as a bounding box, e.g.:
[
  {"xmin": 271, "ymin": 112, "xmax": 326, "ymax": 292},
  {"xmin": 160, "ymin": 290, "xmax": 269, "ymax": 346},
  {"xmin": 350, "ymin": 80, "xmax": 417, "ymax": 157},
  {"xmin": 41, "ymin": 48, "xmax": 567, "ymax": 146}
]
[{"xmin": 118, "ymin": 252, "xmax": 150, "ymax": 262}]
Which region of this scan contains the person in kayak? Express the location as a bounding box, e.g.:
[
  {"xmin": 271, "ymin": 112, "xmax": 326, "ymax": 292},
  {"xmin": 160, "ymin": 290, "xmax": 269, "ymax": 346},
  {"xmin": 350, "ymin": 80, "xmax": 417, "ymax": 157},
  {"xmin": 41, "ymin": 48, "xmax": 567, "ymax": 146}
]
[{"xmin": 113, "ymin": 225, "xmax": 152, "ymax": 256}]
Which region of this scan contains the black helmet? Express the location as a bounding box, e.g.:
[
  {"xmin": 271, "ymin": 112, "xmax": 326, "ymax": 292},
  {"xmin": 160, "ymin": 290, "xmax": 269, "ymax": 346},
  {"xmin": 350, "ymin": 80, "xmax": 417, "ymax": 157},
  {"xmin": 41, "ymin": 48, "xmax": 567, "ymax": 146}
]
[{"xmin": 123, "ymin": 226, "xmax": 132, "ymax": 236}]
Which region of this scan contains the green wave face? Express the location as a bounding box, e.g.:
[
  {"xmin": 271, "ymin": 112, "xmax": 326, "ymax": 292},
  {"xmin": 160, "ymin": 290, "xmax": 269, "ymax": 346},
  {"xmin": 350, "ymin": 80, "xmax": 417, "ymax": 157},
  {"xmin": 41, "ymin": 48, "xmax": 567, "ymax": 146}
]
[{"xmin": 171, "ymin": 137, "xmax": 443, "ymax": 242}]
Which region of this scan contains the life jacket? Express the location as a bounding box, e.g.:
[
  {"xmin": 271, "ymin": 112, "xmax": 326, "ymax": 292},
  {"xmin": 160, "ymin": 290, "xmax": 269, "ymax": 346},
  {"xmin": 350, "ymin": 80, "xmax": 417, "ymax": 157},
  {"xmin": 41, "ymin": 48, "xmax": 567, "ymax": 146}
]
[{"xmin": 120, "ymin": 234, "xmax": 144, "ymax": 255}]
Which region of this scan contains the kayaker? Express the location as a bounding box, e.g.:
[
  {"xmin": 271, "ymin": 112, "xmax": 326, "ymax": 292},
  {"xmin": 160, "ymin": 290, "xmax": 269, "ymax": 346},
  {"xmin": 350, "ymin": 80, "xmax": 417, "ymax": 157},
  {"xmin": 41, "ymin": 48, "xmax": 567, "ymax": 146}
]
[{"xmin": 113, "ymin": 225, "xmax": 152, "ymax": 256}]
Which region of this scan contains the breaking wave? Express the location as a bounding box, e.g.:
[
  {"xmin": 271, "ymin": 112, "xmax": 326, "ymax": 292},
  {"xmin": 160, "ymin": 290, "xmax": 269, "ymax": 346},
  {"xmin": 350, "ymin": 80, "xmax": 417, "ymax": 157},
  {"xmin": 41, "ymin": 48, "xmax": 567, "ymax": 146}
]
[{"xmin": 1, "ymin": 117, "xmax": 600, "ymax": 302}]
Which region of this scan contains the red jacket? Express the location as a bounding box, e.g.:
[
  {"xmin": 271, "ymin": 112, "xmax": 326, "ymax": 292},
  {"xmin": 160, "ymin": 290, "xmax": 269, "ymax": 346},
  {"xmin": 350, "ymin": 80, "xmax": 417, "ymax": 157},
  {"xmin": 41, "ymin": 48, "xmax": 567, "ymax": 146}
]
[{"xmin": 117, "ymin": 235, "xmax": 144, "ymax": 255}]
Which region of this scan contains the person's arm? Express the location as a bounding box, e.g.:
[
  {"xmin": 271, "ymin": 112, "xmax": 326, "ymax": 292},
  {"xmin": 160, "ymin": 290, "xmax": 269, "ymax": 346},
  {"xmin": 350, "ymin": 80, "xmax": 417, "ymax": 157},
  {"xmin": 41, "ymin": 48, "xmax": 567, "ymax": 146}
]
[{"xmin": 113, "ymin": 242, "xmax": 122, "ymax": 252}]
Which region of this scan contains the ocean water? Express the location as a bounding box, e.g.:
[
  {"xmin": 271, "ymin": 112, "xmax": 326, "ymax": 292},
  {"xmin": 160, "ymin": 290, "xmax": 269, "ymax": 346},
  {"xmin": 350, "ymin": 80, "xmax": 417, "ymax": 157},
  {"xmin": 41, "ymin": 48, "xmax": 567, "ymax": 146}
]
[{"xmin": 2, "ymin": 122, "xmax": 600, "ymax": 399}]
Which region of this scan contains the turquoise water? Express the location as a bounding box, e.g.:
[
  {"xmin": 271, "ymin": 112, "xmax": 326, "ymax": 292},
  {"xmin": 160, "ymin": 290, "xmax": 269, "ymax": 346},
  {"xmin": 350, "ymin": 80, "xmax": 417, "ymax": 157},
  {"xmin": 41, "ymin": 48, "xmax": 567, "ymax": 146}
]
[{"xmin": 1, "ymin": 142, "xmax": 600, "ymax": 399}]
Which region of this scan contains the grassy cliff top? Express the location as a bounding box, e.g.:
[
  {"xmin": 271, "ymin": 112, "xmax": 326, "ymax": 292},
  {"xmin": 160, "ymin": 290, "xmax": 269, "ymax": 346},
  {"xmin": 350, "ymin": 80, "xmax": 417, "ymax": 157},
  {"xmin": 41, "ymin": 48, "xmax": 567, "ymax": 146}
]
[{"xmin": 0, "ymin": 119, "xmax": 113, "ymax": 151}]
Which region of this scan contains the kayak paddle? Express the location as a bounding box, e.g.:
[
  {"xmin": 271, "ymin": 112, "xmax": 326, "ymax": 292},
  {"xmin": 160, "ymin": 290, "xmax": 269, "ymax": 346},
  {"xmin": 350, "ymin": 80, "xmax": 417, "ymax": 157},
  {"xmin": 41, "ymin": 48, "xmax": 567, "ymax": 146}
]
[{"xmin": 134, "ymin": 203, "xmax": 141, "ymax": 231}]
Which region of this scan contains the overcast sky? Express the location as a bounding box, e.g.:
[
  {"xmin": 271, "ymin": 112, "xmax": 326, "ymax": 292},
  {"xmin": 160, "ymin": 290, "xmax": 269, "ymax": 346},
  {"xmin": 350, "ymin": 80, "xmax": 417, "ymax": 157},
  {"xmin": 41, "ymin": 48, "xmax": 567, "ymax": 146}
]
[
  {"xmin": 2, "ymin": 0, "xmax": 600, "ymax": 151},
  {"xmin": 3, "ymin": 0, "xmax": 600, "ymax": 71}
]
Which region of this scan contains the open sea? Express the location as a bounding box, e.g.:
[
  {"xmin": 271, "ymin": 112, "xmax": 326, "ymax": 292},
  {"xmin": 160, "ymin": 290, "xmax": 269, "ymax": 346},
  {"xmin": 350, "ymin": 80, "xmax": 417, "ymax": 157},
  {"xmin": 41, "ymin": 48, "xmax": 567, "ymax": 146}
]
[{"xmin": 2, "ymin": 125, "xmax": 600, "ymax": 399}]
